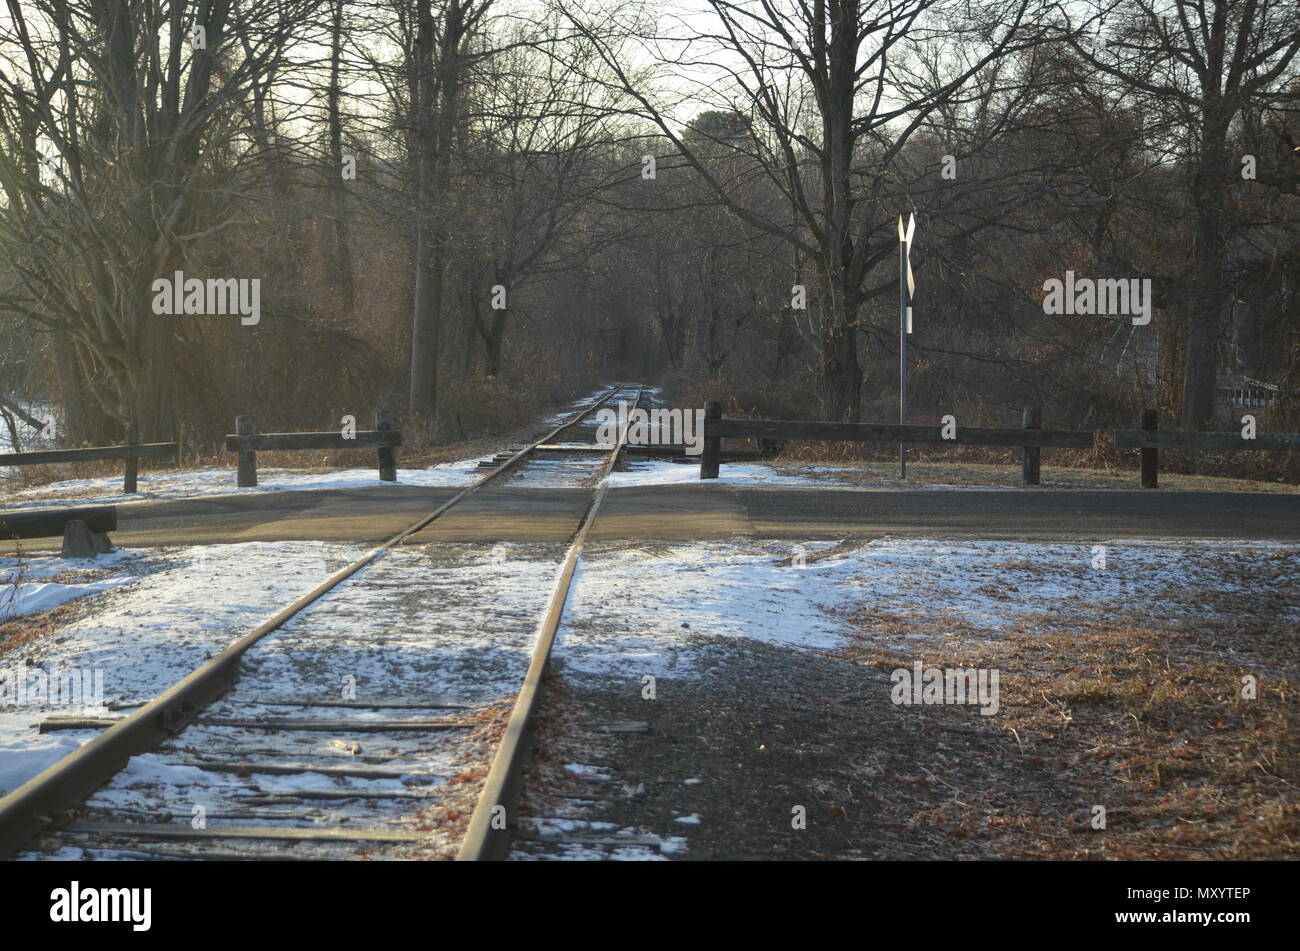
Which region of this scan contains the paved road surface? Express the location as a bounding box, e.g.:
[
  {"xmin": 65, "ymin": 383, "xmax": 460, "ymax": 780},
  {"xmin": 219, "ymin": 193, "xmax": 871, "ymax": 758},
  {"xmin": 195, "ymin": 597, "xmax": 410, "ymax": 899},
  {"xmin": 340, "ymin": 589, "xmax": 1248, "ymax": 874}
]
[{"xmin": 7, "ymin": 485, "xmax": 1297, "ymax": 554}]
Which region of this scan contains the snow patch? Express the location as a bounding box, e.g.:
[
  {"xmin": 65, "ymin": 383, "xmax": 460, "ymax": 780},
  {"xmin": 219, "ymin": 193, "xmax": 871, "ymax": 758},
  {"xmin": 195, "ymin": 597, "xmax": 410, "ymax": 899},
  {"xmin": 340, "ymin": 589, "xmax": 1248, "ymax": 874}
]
[
  {"xmin": 0, "ymin": 463, "xmax": 485, "ymax": 511},
  {"xmin": 0, "ymin": 713, "xmax": 82, "ymax": 795},
  {"xmin": 0, "ymin": 577, "xmax": 137, "ymax": 619},
  {"xmin": 555, "ymin": 539, "xmax": 1298, "ymax": 679},
  {"xmin": 608, "ymin": 460, "xmax": 849, "ymax": 488}
]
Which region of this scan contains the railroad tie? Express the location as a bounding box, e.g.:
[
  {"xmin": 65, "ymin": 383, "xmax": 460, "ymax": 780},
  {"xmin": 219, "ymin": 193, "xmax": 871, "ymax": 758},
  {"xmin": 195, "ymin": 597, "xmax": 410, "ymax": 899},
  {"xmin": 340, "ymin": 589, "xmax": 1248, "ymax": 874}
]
[
  {"xmin": 60, "ymin": 820, "xmax": 427, "ymax": 844},
  {"xmin": 38, "ymin": 715, "xmax": 471, "ymax": 733},
  {"xmin": 176, "ymin": 760, "xmax": 443, "ymax": 780},
  {"xmin": 195, "ymin": 717, "xmax": 471, "ymax": 732}
]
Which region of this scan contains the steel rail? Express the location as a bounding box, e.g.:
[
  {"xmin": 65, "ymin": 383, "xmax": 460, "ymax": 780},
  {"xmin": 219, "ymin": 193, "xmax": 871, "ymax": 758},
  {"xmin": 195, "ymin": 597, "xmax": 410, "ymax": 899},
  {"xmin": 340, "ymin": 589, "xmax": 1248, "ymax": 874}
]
[
  {"xmin": 0, "ymin": 384, "xmax": 628, "ymax": 859},
  {"xmin": 456, "ymin": 386, "xmax": 644, "ymax": 861}
]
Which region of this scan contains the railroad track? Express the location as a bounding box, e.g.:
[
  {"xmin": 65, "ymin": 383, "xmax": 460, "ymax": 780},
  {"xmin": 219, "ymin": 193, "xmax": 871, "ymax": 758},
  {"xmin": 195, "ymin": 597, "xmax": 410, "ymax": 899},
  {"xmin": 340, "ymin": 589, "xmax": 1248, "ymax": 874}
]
[{"xmin": 0, "ymin": 383, "xmax": 647, "ymax": 861}]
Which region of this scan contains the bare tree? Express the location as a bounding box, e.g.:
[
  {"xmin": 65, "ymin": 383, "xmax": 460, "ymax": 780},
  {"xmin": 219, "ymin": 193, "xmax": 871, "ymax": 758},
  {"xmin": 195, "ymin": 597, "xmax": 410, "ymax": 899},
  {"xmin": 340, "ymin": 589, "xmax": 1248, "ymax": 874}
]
[
  {"xmin": 1071, "ymin": 0, "xmax": 1300, "ymax": 429},
  {"xmin": 0, "ymin": 0, "xmax": 314, "ymax": 442},
  {"xmin": 407, "ymin": 0, "xmax": 494, "ymax": 425},
  {"xmin": 455, "ymin": 17, "xmax": 631, "ymax": 377},
  {"xmin": 326, "ymin": 0, "xmax": 358, "ymax": 313},
  {"xmin": 559, "ymin": 0, "xmax": 1055, "ymax": 420}
]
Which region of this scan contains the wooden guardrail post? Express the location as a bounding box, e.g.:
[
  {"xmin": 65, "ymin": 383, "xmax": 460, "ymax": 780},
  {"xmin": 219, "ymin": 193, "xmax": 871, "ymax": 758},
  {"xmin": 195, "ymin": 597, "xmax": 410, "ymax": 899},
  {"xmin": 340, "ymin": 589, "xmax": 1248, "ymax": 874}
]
[
  {"xmin": 123, "ymin": 422, "xmax": 138, "ymax": 493},
  {"xmin": 376, "ymin": 409, "xmax": 397, "ymax": 482},
  {"xmin": 0, "ymin": 506, "xmax": 118, "ymax": 541},
  {"xmin": 61, "ymin": 519, "xmax": 113, "ymax": 558},
  {"xmin": 1022, "ymin": 406, "xmax": 1041, "ymax": 486},
  {"xmin": 700, "ymin": 401, "xmax": 721, "ymax": 479},
  {"xmin": 236, "ymin": 415, "xmax": 258, "ymax": 487},
  {"xmin": 1140, "ymin": 408, "xmax": 1158, "ymax": 489}
]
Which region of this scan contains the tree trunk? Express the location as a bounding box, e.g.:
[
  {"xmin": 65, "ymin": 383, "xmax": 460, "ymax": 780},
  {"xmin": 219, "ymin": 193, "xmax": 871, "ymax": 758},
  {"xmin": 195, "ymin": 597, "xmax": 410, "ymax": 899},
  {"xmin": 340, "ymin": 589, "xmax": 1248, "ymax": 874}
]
[
  {"xmin": 134, "ymin": 316, "xmax": 177, "ymax": 443},
  {"xmin": 53, "ymin": 333, "xmax": 91, "ymax": 445},
  {"xmin": 409, "ymin": 218, "xmax": 442, "ymax": 418},
  {"xmin": 408, "ymin": 2, "xmax": 438, "ymax": 420},
  {"xmin": 326, "ymin": 0, "xmax": 356, "ymax": 314},
  {"xmin": 816, "ymin": 0, "xmax": 862, "ymax": 423},
  {"xmin": 1180, "ymin": 303, "xmax": 1220, "ymax": 430},
  {"xmin": 408, "ymin": 0, "xmax": 466, "ymax": 424},
  {"xmin": 819, "ymin": 317, "xmax": 861, "ymax": 422},
  {"xmin": 483, "ymin": 316, "xmax": 506, "ymax": 377},
  {"xmin": 1180, "ymin": 105, "xmax": 1231, "ymax": 430}
]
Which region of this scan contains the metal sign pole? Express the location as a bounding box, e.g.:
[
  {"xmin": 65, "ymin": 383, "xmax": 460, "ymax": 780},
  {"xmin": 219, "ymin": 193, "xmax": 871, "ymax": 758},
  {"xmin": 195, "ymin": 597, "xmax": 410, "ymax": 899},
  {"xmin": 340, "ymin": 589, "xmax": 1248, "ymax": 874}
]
[{"xmin": 898, "ymin": 214, "xmax": 914, "ymax": 479}]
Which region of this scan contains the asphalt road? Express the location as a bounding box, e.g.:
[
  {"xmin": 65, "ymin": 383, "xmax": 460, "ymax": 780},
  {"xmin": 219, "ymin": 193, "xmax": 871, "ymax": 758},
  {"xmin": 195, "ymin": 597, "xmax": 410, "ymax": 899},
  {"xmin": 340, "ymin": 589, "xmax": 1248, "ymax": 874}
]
[{"xmin": 7, "ymin": 484, "xmax": 1298, "ymax": 554}]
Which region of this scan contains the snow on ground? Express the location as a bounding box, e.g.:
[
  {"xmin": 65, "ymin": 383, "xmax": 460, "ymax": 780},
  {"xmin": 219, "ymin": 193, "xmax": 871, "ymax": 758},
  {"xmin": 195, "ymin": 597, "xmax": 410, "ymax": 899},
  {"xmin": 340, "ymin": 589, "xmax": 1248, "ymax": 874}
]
[
  {"xmin": 18, "ymin": 541, "xmax": 578, "ymax": 859},
  {"xmin": 609, "ymin": 459, "xmax": 847, "ymax": 487},
  {"xmin": 0, "ymin": 455, "xmax": 1026, "ymax": 508},
  {"xmin": 1, "ymin": 550, "xmax": 142, "ymax": 620},
  {"xmin": 0, "ymin": 549, "xmax": 137, "ymax": 582},
  {"xmin": 540, "ymin": 384, "xmax": 635, "ymax": 426},
  {"xmin": 557, "ymin": 543, "xmax": 849, "ymax": 680},
  {"xmin": 0, "ymin": 543, "xmax": 352, "ymax": 795},
  {"xmin": 4, "ymin": 522, "xmax": 1293, "ymax": 855},
  {"xmin": 4, "ymin": 543, "xmax": 351, "ymax": 706},
  {"xmin": 228, "ymin": 542, "xmax": 563, "ymax": 704},
  {"xmin": 0, "ymin": 716, "xmax": 81, "ymax": 798},
  {"xmin": 0, "ymin": 450, "xmax": 847, "ymax": 510},
  {"xmin": 7, "ymin": 536, "xmax": 1292, "ymax": 794},
  {"xmin": 509, "ymin": 816, "xmax": 687, "ymax": 861},
  {"xmin": 553, "ymin": 539, "xmax": 1299, "ymax": 680},
  {"xmin": 0, "ymin": 461, "xmax": 488, "ymax": 512},
  {"xmin": 608, "ymin": 459, "xmax": 1034, "ymax": 488},
  {"xmin": 0, "ymin": 576, "xmax": 138, "ymax": 619},
  {"xmin": 0, "ymin": 540, "xmax": 566, "ymax": 807},
  {"xmin": 0, "ymin": 549, "xmax": 143, "ymax": 622}
]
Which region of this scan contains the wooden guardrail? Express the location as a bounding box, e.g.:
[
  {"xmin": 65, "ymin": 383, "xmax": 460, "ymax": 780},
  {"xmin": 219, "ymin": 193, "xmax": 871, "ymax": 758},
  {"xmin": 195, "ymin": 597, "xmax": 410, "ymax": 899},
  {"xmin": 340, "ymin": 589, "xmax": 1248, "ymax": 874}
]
[
  {"xmin": 1115, "ymin": 408, "xmax": 1300, "ymax": 488},
  {"xmin": 225, "ymin": 411, "xmax": 400, "ymax": 487},
  {"xmin": 0, "ymin": 505, "xmax": 117, "ymax": 557},
  {"xmin": 700, "ymin": 403, "xmax": 1089, "ymax": 484},
  {"xmin": 0, "ymin": 424, "xmax": 177, "ymax": 493},
  {"xmin": 701, "ymin": 403, "xmax": 1298, "ymax": 488}
]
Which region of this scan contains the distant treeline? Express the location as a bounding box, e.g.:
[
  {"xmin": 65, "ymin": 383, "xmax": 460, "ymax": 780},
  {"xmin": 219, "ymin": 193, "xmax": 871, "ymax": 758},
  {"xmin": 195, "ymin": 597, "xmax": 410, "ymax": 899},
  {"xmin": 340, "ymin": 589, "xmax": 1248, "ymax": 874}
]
[{"xmin": 0, "ymin": 1, "xmax": 1295, "ymax": 480}]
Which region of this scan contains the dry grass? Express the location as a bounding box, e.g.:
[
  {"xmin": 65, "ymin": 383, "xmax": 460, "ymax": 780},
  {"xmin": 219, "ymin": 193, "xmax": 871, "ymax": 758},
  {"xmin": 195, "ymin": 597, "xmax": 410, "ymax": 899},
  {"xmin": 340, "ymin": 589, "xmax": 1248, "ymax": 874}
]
[
  {"xmin": 0, "ymin": 551, "xmax": 155, "ymax": 656},
  {"xmin": 515, "ymin": 676, "xmax": 625, "ymax": 820},
  {"xmin": 839, "ymin": 570, "xmax": 1298, "ymax": 858},
  {"xmin": 398, "ymin": 697, "xmax": 516, "ymax": 861},
  {"xmin": 0, "ymin": 600, "xmax": 87, "ymax": 655},
  {"xmin": 776, "ymin": 458, "xmax": 1300, "ymax": 493}
]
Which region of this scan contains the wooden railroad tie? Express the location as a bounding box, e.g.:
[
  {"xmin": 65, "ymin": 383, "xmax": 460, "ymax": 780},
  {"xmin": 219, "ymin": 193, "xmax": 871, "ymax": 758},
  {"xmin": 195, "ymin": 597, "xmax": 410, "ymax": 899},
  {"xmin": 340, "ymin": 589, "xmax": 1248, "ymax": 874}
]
[
  {"xmin": 39, "ymin": 715, "xmax": 471, "ymax": 733},
  {"xmin": 61, "ymin": 820, "xmax": 426, "ymax": 844}
]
